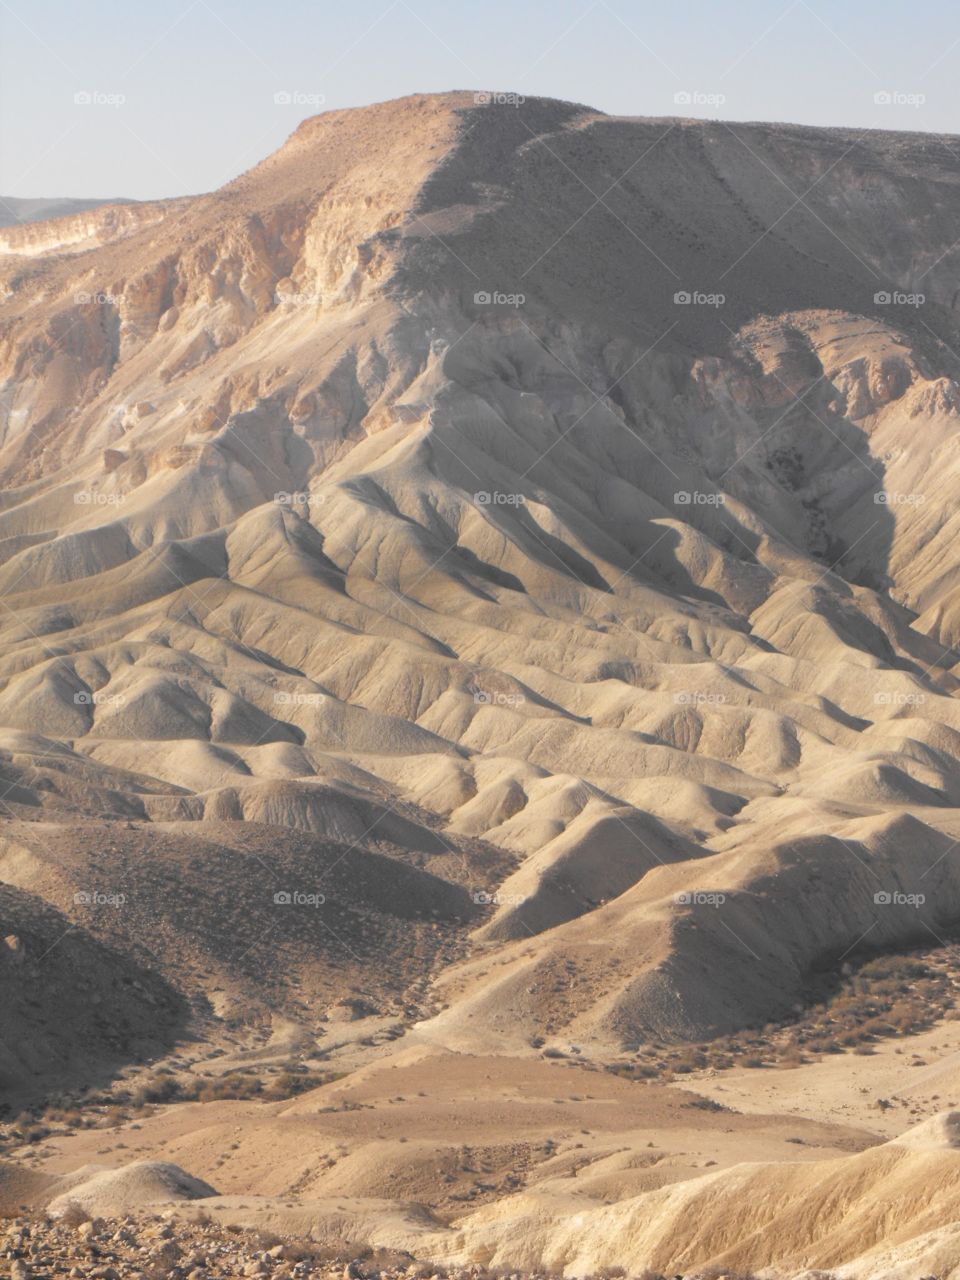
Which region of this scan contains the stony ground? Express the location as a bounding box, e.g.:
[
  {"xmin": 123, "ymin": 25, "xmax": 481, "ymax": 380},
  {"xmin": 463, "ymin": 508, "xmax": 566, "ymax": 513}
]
[
  {"xmin": 0, "ymin": 1212, "xmax": 776, "ymax": 1280},
  {"xmin": 2, "ymin": 1213, "xmax": 386, "ymax": 1280}
]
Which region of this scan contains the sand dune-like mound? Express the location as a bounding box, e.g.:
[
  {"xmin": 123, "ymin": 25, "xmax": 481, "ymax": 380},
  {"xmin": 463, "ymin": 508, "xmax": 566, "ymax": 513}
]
[{"xmin": 48, "ymin": 1161, "xmax": 217, "ymax": 1215}]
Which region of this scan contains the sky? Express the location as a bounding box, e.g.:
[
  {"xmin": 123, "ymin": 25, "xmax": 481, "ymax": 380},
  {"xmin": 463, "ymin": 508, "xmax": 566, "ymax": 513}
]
[{"xmin": 1, "ymin": 0, "xmax": 958, "ymax": 200}]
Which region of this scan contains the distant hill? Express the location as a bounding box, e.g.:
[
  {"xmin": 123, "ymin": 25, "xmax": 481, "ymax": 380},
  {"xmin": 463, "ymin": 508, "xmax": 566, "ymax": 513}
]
[{"xmin": 0, "ymin": 194, "xmax": 133, "ymax": 227}]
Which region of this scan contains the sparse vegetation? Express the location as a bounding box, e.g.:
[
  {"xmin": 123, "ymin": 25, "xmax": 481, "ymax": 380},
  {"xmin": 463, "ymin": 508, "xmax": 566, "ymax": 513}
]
[
  {"xmin": 0, "ymin": 1062, "xmax": 342, "ymax": 1155},
  {"xmin": 130, "ymin": 1064, "xmax": 337, "ymax": 1105},
  {"xmin": 605, "ymin": 941, "xmax": 960, "ymax": 1079}
]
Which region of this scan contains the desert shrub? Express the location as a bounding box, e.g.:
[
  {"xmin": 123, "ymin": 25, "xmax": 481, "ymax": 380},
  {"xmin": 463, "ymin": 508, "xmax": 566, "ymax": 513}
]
[
  {"xmin": 672, "ymin": 1048, "xmax": 708, "ymax": 1072},
  {"xmin": 131, "ymin": 1074, "xmax": 182, "ymax": 1106},
  {"xmin": 55, "ymin": 1200, "xmax": 90, "ymax": 1228}
]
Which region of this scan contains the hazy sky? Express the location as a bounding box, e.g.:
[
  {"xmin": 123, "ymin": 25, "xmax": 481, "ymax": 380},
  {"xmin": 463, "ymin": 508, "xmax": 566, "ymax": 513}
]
[{"xmin": 2, "ymin": 0, "xmax": 957, "ymax": 200}]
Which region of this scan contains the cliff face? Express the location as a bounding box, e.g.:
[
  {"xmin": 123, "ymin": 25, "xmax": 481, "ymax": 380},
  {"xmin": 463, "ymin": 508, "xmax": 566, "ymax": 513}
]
[
  {"xmin": 2, "ymin": 92, "xmax": 960, "ymax": 1063},
  {"xmin": 0, "ymin": 198, "xmax": 184, "ymax": 259},
  {"xmin": 0, "ymin": 194, "xmax": 137, "ymax": 231}
]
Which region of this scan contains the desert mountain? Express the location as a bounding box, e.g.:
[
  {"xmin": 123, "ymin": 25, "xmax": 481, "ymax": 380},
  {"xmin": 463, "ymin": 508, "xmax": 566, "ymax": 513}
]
[{"xmin": 4, "ymin": 91, "xmax": 960, "ymax": 1277}]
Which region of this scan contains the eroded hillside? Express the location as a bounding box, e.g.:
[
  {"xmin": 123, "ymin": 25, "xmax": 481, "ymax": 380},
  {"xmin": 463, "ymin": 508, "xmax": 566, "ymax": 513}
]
[{"xmin": 4, "ymin": 91, "xmax": 960, "ymax": 1278}]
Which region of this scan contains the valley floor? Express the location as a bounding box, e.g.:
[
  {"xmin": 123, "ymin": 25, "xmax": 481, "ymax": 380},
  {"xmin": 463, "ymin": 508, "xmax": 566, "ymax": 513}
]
[{"xmin": 6, "ymin": 948, "xmax": 960, "ymax": 1279}]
